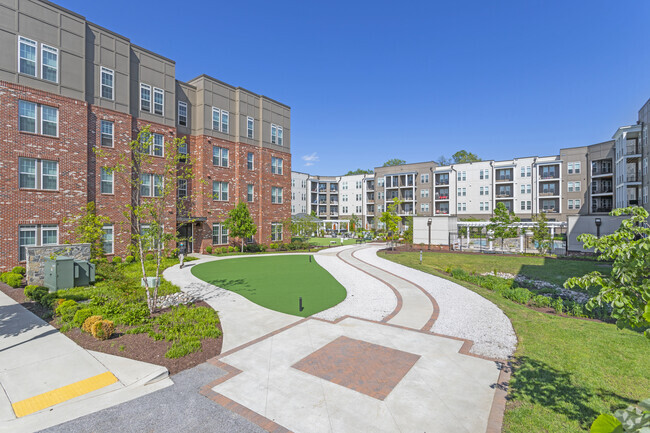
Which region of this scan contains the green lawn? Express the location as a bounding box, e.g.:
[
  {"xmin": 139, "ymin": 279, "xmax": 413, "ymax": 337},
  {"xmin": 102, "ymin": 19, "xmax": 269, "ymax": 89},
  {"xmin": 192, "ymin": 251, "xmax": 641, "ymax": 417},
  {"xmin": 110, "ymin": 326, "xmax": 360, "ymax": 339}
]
[
  {"xmin": 307, "ymin": 237, "xmax": 358, "ymax": 247},
  {"xmin": 401, "ymin": 251, "xmax": 609, "ymax": 287},
  {"xmin": 383, "ymin": 253, "xmax": 649, "ymax": 433},
  {"xmin": 191, "ymin": 255, "xmax": 347, "ymax": 317}
]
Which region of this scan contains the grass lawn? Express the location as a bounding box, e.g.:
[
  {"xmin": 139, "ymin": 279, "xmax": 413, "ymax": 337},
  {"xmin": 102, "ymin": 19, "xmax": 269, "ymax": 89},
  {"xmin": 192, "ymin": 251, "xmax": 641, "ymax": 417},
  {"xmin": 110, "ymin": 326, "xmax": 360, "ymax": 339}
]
[
  {"xmin": 383, "ymin": 253, "xmax": 649, "ymax": 433},
  {"xmin": 402, "ymin": 251, "xmax": 609, "ymax": 287},
  {"xmin": 307, "ymin": 237, "xmax": 359, "ymax": 247},
  {"xmin": 191, "ymin": 255, "xmax": 347, "ymax": 317}
]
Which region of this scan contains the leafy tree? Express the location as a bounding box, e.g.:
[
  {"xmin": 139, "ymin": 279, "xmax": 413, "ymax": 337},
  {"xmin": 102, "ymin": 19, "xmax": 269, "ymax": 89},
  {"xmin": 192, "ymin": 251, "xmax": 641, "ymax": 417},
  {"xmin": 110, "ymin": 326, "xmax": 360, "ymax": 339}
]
[
  {"xmin": 451, "ymin": 150, "xmax": 482, "ymax": 163},
  {"xmin": 589, "ymin": 397, "xmax": 650, "ymax": 432},
  {"xmin": 403, "ymin": 215, "xmax": 413, "ymax": 244},
  {"xmin": 565, "ymin": 206, "xmax": 650, "ymax": 338},
  {"xmin": 487, "ymin": 202, "xmax": 520, "ymax": 249},
  {"xmin": 345, "ymin": 168, "xmax": 373, "ymax": 175},
  {"xmin": 380, "ymin": 198, "xmax": 402, "ymax": 250},
  {"xmin": 286, "ymin": 214, "xmax": 318, "ymax": 241},
  {"xmin": 349, "ymin": 213, "xmax": 360, "ymax": 232},
  {"xmin": 67, "ymin": 202, "xmax": 110, "ymax": 260},
  {"xmin": 436, "ymin": 155, "xmax": 452, "ymax": 166},
  {"xmin": 531, "ymin": 212, "xmax": 552, "ymax": 254},
  {"xmin": 225, "ymin": 201, "xmax": 257, "ymax": 252},
  {"xmin": 96, "ymin": 125, "xmax": 194, "ymax": 315},
  {"xmin": 382, "ymin": 158, "xmax": 406, "ymax": 167}
]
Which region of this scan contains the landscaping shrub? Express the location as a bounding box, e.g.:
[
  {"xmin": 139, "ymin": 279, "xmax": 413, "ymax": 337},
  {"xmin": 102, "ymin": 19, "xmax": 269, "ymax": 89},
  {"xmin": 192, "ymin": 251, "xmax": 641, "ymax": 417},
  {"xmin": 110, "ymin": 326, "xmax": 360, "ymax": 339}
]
[
  {"xmin": 73, "ymin": 308, "xmax": 94, "ymax": 328},
  {"xmin": 124, "ymin": 255, "xmax": 134, "ymax": 264},
  {"xmin": 55, "ymin": 299, "xmax": 80, "ymax": 322},
  {"xmin": 3, "ymin": 272, "xmax": 23, "ymax": 288},
  {"xmin": 221, "ymin": 247, "xmax": 228, "ymax": 254},
  {"xmin": 531, "ymin": 295, "xmax": 551, "ymax": 308},
  {"xmin": 112, "ymin": 256, "xmax": 122, "ymax": 264},
  {"xmin": 269, "ymin": 243, "xmax": 277, "ymax": 250},
  {"xmin": 145, "ymin": 253, "xmax": 154, "ymax": 261},
  {"xmin": 82, "ymin": 315, "xmax": 104, "ymax": 333},
  {"xmin": 228, "ymin": 246, "xmax": 235, "ymax": 252},
  {"xmin": 502, "ymin": 287, "xmax": 533, "ymax": 305},
  {"xmin": 91, "ymin": 319, "xmax": 114, "ymax": 340},
  {"xmin": 206, "ymin": 245, "xmax": 213, "ymax": 254},
  {"xmin": 24, "ymin": 285, "xmax": 47, "ymax": 300},
  {"xmin": 40, "ymin": 292, "xmax": 60, "ymax": 308},
  {"xmin": 245, "ymin": 243, "xmax": 263, "ymax": 253},
  {"xmin": 260, "ymin": 244, "xmax": 267, "ymax": 252},
  {"xmin": 552, "ymin": 298, "xmax": 564, "ymax": 314},
  {"xmin": 116, "ymin": 304, "xmax": 149, "ymax": 326},
  {"xmin": 12, "ymin": 266, "xmax": 26, "ymax": 275}
]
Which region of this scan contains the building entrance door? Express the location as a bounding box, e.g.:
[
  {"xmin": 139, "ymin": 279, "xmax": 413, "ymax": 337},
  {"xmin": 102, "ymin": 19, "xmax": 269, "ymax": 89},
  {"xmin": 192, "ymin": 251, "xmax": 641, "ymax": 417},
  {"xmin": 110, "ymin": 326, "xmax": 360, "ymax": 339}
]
[{"xmin": 177, "ymin": 224, "xmax": 193, "ymax": 253}]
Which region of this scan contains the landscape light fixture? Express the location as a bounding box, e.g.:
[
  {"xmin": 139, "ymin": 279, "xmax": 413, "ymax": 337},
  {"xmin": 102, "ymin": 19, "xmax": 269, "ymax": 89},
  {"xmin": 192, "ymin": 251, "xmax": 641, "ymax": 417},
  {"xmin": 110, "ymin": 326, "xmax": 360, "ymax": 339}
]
[
  {"xmin": 595, "ymin": 218, "xmax": 602, "ymax": 238},
  {"xmin": 427, "ymin": 218, "xmax": 432, "ymax": 250}
]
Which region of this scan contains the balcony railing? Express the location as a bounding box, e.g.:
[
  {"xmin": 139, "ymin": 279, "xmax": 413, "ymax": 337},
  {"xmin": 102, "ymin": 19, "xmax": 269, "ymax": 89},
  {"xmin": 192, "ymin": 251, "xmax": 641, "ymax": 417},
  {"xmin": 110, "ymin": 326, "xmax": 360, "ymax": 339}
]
[
  {"xmin": 539, "ymin": 191, "xmax": 558, "ymax": 196},
  {"xmin": 540, "ymin": 173, "xmax": 559, "ymax": 180},
  {"xmin": 435, "ymin": 194, "xmax": 449, "ymax": 200},
  {"xmin": 436, "ymin": 180, "xmax": 449, "ymax": 186},
  {"xmin": 496, "ymin": 193, "xmax": 513, "ymax": 198},
  {"xmin": 626, "ymin": 144, "xmax": 641, "ymax": 155},
  {"xmin": 495, "ymin": 176, "xmax": 513, "ymax": 182},
  {"xmin": 592, "ymin": 187, "xmax": 613, "ymax": 194},
  {"xmin": 592, "ymin": 207, "xmax": 612, "ymax": 213},
  {"xmin": 591, "ymin": 167, "xmax": 613, "ymax": 175},
  {"xmin": 435, "ymin": 209, "xmax": 449, "ymax": 215},
  {"xmin": 627, "ymin": 173, "xmax": 641, "ymax": 182}
]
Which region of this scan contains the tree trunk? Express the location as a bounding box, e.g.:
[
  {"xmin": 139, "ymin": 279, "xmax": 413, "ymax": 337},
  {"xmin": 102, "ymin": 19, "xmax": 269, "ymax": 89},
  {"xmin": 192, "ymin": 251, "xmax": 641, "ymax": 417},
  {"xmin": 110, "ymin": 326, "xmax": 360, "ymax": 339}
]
[{"xmin": 241, "ymin": 238, "xmax": 244, "ymax": 253}]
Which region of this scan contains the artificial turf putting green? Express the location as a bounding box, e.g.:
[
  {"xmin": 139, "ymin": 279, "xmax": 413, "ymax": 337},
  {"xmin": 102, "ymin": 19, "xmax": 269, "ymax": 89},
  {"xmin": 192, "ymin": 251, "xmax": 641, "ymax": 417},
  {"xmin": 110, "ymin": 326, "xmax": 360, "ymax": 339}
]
[{"xmin": 190, "ymin": 255, "xmax": 347, "ymax": 317}]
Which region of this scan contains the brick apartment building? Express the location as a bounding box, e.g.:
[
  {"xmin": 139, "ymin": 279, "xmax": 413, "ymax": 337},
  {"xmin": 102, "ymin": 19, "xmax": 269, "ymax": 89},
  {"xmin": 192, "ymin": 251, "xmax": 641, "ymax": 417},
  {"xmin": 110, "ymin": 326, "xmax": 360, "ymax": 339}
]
[{"xmin": 0, "ymin": 0, "xmax": 291, "ymax": 271}]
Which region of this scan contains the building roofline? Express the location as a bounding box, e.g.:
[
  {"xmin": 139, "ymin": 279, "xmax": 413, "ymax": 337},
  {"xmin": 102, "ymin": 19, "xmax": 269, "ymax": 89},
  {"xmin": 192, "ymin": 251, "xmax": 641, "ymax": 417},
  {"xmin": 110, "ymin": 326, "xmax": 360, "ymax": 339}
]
[
  {"xmin": 86, "ymin": 21, "xmax": 130, "ymax": 42},
  {"xmin": 39, "ymin": 0, "xmax": 85, "ymax": 20},
  {"xmin": 187, "ymin": 74, "xmax": 290, "ymax": 109},
  {"xmin": 176, "ymin": 80, "xmax": 197, "ymax": 90},
  {"xmin": 130, "ymin": 43, "xmax": 175, "ymax": 64}
]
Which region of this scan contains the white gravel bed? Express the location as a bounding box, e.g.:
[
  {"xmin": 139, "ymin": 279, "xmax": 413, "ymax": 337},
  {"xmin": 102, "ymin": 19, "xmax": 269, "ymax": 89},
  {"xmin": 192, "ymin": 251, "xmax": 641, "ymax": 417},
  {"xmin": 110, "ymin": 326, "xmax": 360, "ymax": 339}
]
[
  {"xmin": 354, "ymin": 246, "xmax": 517, "ymax": 359},
  {"xmin": 312, "ymin": 254, "xmax": 397, "ymax": 322}
]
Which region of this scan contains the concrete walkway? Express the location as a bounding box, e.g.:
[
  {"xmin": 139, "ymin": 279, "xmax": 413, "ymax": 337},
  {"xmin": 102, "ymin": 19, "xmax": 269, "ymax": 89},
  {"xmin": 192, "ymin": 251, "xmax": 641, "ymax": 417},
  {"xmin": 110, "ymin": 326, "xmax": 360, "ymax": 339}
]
[{"xmin": 0, "ymin": 291, "xmax": 172, "ymax": 433}]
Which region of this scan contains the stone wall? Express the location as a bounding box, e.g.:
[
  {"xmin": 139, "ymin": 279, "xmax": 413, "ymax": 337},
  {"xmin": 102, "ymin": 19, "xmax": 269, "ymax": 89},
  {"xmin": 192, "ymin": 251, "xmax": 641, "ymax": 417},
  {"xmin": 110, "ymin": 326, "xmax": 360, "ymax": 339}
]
[{"xmin": 26, "ymin": 243, "xmax": 91, "ymax": 286}]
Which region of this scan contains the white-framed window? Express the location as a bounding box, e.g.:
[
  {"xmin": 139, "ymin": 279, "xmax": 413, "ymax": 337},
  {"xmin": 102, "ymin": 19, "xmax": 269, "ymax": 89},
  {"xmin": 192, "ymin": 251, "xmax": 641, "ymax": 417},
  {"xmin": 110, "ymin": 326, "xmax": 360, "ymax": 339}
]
[
  {"xmin": 212, "ymin": 107, "xmax": 220, "ymax": 130},
  {"xmin": 527, "ymin": 201, "xmax": 531, "ymax": 210},
  {"xmin": 18, "ymin": 101, "xmax": 58, "ymax": 136},
  {"xmin": 574, "ymin": 181, "xmax": 581, "ymax": 192},
  {"xmin": 568, "ymin": 199, "xmax": 574, "ymax": 210},
  {"xmin": 527, "ymin": 184, "xmax": 531, "ymax": 194},
  {"xmin": 19, "ymin": 157, "xmax": 58, "ymax": 190},
  {"xmin": 41, "ymin": 105, "xmax": 58, "ymax": 136},
  {"xmin": 153, "ymin": 88, "xmax": 164, "ymax": 115},
  {"xmin": 247, "ymin": 152, "xmax": 254, "ymax": 170},
  {"xmin": 378, "ymin": 178, "xmax": 384, "ymax": 187},
  {"xmin": 19, "ymin": 224, "xmax": 58, "ymax": 261},
  {"xmin": 292, "ymin": 178, "xmax": 295, "ymax": 187},
  {"xmin": 574, "ymin": 199, "xmax": 580, "ymax": 208},
  {"xmin": 342, "ymin": 194, "xmax": 348, "ymax": 202},
  {"xmin": 18, "ymin": 36, "xmax": 37, "ymax": 77},
  {"xmin": 356, "ymin": 193, "xmax": 362, "ymax": 201},
  {"xmin": 100, "ymin": 167, "xmax": 114, "ymax": 194},
  {"xmin": 480, "ymin": 169, "xmax": 490, "ymax": 180},
  {"xmin": 457, "ymin": 187, "xmax": 466, "ymax": 196},
  {"xmin": 457, "ymin": 202, "xmax": 467, "ymax": 211},
  {"xmin": 520, "ymin": 200, "xmax": 526, "ymax": 211},
  {"xmin": 19, "ymin": 100, "xmax": 37, "ymax": 133},
  {"xmin": 271, "ymin": 186, "xmax": 283, "ymax": 204},
  {"xmin": 526, "ymin": 166, "xmax": 531, "ymax": 177},
  {"xmin": 457, "ymin": 171, "xmax": 466, "ymax": 181},
  {"xmin": 101, "ymin": 120, "xmax": 114, "ymax": 147},
  {"xmin": 342, "ymin": 206, "xmax": 348, "ymax": 214},
  {"xmin": 102, "ymin": 225, "xmax": 114, "ymax": 254},
  {"xmin": 271, "ymin": 124, "xmax": 283, "ymax": 145},
  {"xmin": 480, "ymin": 186, "xmax": 485, "ymax": 195},
  {"xmin": 178, "ymin": 139, "xmax": 187, "ymax": 162},
  {"xmin": 271, "ymin": 157, "xmax": 283, "ymax": 175},
  {"xmin": 247, "ymin": 116, "xmax": 254, "ymax": 139},
  {"xmin": 480, "ymin": 202, "xmax": 485, "ymax": 211},
  {"xmin": 178, "ymin": 101, "xmax": 187, "ymax": 126},
  {"xmin": 212, "ymin": 181, "xmax": 229, "ymax": 201},
  {"xmin": 342, "ymin": 182, "xmax": 348, "ymax": 190},
  {"xmin": 140, "ymin": 84, "xmax": 151, "ymax": 112},
  {"xmin": 41, "ymin": 44, "xmax": 58, "ymax": 83},
  {"xmin": 153, "ymin": 174, "xmax": 163, "ymax": 197},
  {"xmin": 420, "ymin": 189, "xmax": 429, "ymax": 198},
  {"xmin": 101, "ymin": 67, "xmax": 114, "ymax": 100},
  {"xmin": 212, "ymin": 223, "xmax": 228, "ymax": 245},
  {"xmin": 177, "ymin": 178, "xmax": 187, "ymax": 198},
  {"xmin": 421, "ymin": 173, "xmax": 429, "ymax": 183},
  {"xmin": 139, "ymin": 173, "xmax": 163, "ymax": 197},
  {"xmin": 421, "ymin": 203, "xmax": 429, "ymax": 212},
  {"xmin": 574, "ymin": 162, "xmax": 581, "ymax": 174},
  {"xmin": 356, "ymin": 205, "xmax": 362, "ymax": 213},
  {"xmin": 520, "ymin": 184, "xmax": 525, "ymax": 194},
  {"xmin": 221, "ymin": 110, "xmax": 229, "ymax": 133},
  {"xmin": 247, "ymin": 184, "xmax": 254, "ymax": 202},
  {"xmin": 212, "ymin": 146, "xmax": 229, "ymax": 167},
  {"xmin": 644, "ymin": 158, "xmax": 648, "ymax": 175},
  {"xmin": 271, "ymin": 222, "xmax": 283, "ymax": 241},
  {"xmin": 152, "ymin": 133, "xmax": 164, "ymax": 157}
]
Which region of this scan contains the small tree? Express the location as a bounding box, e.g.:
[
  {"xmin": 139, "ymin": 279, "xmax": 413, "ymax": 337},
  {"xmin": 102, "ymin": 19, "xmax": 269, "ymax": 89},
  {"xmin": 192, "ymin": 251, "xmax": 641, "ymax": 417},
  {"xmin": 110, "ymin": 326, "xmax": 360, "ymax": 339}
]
[
  {"xmin": 451, "ymin": 150, "xmax": 481, "ymax": 163},
  {"xmin": 382, "ymin": 158, "xmax": 406, "ymax": 167},
  {"xmin": 349, "ymin": 213, "xmax": 360, "ymax": 233},
  {"xmin": 403, "ymin": 215, "xmax": 413, "ymax": 244},
  {"xmin": 344, "ymin": 169, "xmax": 373, "ymax": 175},
  {"xmin": 531, "ymin": 212, "xmax": 551, "ymax": 254},
  {"xmin": 487, "ymin": 202, "xmax": 520, "ymax": 250},
  {"xmin": 565, "ymin": 206, "xmax": 650, "ymax": 338},
  {"xmin": 67, "ymin": 202, "xmax": 110, "ymax": 260},
  {"xmin": 224, "ymin": 201, "xmax": 257, "ymax": 252},
  {"xmin": 380, "ymin": 198, "xmax": 402, "ymax": 250},
  {"xmin": 286, "ymin": 214, "xmax": 318, "ymax": 241}
]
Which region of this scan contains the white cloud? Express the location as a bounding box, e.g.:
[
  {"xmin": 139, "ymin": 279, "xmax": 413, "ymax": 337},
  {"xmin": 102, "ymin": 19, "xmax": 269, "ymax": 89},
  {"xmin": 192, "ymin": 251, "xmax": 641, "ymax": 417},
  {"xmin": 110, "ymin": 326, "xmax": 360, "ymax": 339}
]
[{"xmin": 302, "ymin": 152, "xmax": 319, "ymax": 167}]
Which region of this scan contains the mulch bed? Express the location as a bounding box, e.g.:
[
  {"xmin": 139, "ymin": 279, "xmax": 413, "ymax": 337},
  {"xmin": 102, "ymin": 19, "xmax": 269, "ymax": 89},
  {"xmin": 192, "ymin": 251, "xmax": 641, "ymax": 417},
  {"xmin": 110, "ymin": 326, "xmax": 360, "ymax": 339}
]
[{"xmin": 0, "ymin": 283, "xmax": 222, "ymax": 375}]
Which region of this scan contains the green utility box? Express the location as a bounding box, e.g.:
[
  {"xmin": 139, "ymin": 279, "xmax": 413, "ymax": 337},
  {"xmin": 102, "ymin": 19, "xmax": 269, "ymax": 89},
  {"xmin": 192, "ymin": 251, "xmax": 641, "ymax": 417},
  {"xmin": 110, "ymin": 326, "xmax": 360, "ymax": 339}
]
[
  {"xmin": 43, "ymin": 256, "xmax": 96, "ymax": 292},
  {"xmin": 43, "ymin": 256, "xmax": 74, "ymax": 292}
]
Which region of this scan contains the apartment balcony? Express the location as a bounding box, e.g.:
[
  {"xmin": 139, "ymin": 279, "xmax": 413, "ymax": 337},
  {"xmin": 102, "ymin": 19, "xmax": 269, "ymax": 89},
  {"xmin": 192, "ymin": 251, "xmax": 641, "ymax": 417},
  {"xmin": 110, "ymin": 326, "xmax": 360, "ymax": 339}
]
[
  {"xmin": 435, "ymin": 209, "xmax": 449, "ymax": 215},
  {"xmin": 591, "ymin": 186, "xmax": 613, "ymax": 195},
  {"xmin": 539, "ymin": 191, "xmax": 559, "ymax": 197},
  {"xmin": 495, "ymin": 176, "xmax": 513, "ymax": 183},
  {"xmin": 496, "ymin": 192, "xmax": 513, "ymax": 198},
  {"xmin": 330, "ymin": 186, "xmax": 338, "ymax": 193},
  {"xmin": 366, "ymin": 181, "xmax": 375, "ymax": 191},
  {"xmin": 592, "ymin": 207, "xmax": 613, "ymax": 213},
  {"xmin": 539, "ymin": 173, "xmax": 559, "ymax": 180},
  {"xmin": 330, "ymin": 200, "xmax": 339, "ymax": 204},
  {"xmin": 435, "ymin": 179, "xmax": 449, "ymax": 186},
  {"xmin": 591, "ymin": 166, "xmax": 613, "ymax": 177},
  {"xmin": 435, "ymin": 194, "xmax": 449, "ymax": 200},
  {"xmin": 626, "ymin": 173, "xmax": 642, "ymax": 183},
  {"xmin": 625, "ymin": 143, "xmax": 641, "ymax": 156},
  {"xmin": 401, "ymin": 193, "xmax": 414, "ymax": 201}
]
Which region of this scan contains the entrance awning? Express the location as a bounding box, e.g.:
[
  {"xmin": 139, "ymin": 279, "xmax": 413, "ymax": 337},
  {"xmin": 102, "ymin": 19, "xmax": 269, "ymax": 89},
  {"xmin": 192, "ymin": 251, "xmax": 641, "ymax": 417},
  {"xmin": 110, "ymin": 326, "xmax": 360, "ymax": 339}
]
[{"xmin": 177, "ymin": 216, "xmax": 207, "ymax": 223}]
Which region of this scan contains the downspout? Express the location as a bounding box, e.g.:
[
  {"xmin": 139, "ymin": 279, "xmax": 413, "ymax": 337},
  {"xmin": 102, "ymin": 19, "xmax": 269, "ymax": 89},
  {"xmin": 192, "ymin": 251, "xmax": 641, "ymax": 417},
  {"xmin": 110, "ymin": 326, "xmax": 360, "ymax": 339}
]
[{"xmin": 450, "ymin": 165, "xmax": 457, "ymax": 216}]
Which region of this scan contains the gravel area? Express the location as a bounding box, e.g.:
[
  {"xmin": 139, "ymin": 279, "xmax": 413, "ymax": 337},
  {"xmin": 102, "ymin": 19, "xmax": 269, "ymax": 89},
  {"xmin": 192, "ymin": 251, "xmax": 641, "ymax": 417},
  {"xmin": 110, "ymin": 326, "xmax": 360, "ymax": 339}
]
[
  {"xmin": 354, "ymin": 246, "xmax": 517, "ymax": 360},
  {"xmin": 39, "ymin": 362, "xmax": 265, "ymax": 433},
  {"xmin": 481, "ymin": 271, "xmax": 591, "ymax": 304},
  {"xmin": 312, "ymin": 254, "xmax": 397, "ymax": 322}
]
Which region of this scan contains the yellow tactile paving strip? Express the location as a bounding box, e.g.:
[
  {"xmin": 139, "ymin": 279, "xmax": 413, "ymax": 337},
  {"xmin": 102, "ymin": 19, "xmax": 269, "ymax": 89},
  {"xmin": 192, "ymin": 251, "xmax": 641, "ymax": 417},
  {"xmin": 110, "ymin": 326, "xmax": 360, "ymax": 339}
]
[{"xmin": 11, "ymin": 371, "xmax": 118, "ymax": 418}]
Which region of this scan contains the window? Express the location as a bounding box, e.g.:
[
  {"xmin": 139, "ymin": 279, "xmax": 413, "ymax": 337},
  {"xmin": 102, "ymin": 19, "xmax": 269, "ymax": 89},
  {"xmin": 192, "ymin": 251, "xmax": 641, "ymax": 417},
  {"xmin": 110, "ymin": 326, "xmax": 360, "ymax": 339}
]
[
  {"xmin": 342, "ymin": 206, "xmax": 348, "ymax": 214},
  {"xmin": 378, "ymin": 178, "xmax": 384, "ymax": 187},
  {"xmin": 41, "ymin": 105, "xmax": 58, "ymax": 136},
  {"xmin": 271, "ymin": 124, "xmax": 283, "ymax": 145},
  {"xmin": 271, "ymin": 222, "xmax": 283, "ymax": 241},
  {"xmin": 271, "ymin": 187, "xmax": 283, "ymax": 204},
  {"xmin": 568, "ymin": 199, "xmax": 574, "ymax": 210},
  {"xmin": 19, "ymin": 101, "xmax": 36, "ymax": 133},
  {"xmin": 41, "ymin": 44, "xmax": 58, "ymax": 83},
  {"xmin": 212, "ymin": 107, "xmax": 220, "ymax": 130},
  {"xmin": 139, "ymin": 174, "xmax": 163, "ymax": 197},
  {"xmin": 151, "ymin": 133, "xmax": 164, "ymax": 157},
  {"xmin": 140, "ymin": 84, "xmax": 151, "ymax": 112},
  {"xmin": 18, "ymin": 101, "xmax": 58, "ymax": 136},
  {"xmin": 102, "ymin": 225, "xmax": 114, "ymax": 254},
  {"xmin": 644, "ymin": 158, "xmax": 648, "ymax": 175},
  {"xmin": 457, "ymin": 171, "xmax": 466, "ymax": 181},
  {"xmin": 19, "ymin": 157, "xmax": 58, "ymax": 190},
  {"xmin": 356, "ymin": 193, "xmax": 362, "ymax": 201},
  {"xmin": 356, "ymin": 181, "xmax": 362, "ymax": 189},
  {"xmin": 247, "ymin": 117, "xmax": 254, "ymax": 139},
  {"xmin": 212, "ymin": 146, "xmax": 229, "ymax": 167},
  {"xmin": 247, "ymin": 152, "xmax": 254, "ymax": 170},
  {"xmin": 521, "ymin": 201, "xmax": 526, "ymax": 211},
  {"xmin": 140, "ymin": 174, "xmax": 151, "ymax": 197},
  {"xmin": 480, "ymin": 169, "xmax": 490, "ymax": 180},
  {"xmin": 574, "ymin": 181, "xmax": 581, "ymax": 192},
  {"xmin": 421, "ymin": 174, "xmax": 429, "ymax": 183},
  {"xmin": 212, "ymin": 223, "xmax": 228, "ymax": 245},
  {"xmin": 342, "ymin": 194, "xmax": 348, "ymax": 202},
  {"xmin": 271, "ymin": 157, "xmax": 283, "ymax": 175},
  {"xmin": 527, "ymin": 184, "xmax": 531, "ymax": 194},
  {"xmin": 457, "ymin": 187, "xmax": 466, "ymax": 196},
  {"xmin": 178, "ymin": 140, "xmax": 187, "ymax": 163},
  {"xmin": 573, "ymin": 199, "xmax": 581, "ymax": 209},
  {"xmin": 480, "ymin": 186, "xmax": 485, "ymax": 195},
  {"xmin": 574, "ymin": 162, "xmax": 581, "ymax": 174},
  {"xmin": 178, "ymin": 101, "xmax": 187, "ymax": 126},
  {"xmin": 153, "ymin": 174, "xmax": 163, "ymax": 197},
  {"xmin": 520, "ymin": 184, "xmax": 525, "ymax": 194},
  {"xmin": 342, "ymin": 182, "xmax": 348, "ymax": 190},
  {"xmin": 101, "ymin": 120, "xmax": 114, "ymax": 147},
  {"xmin": 421, "ymin": 203, "xmax": 429, "ymax": 212},
  {"xmin": 101, "ymin": 67, "xmax": 114, "ymax": 100},
  {"xmin": 212, "ymin": 181, "xmax": 229, "ymax": 201},
  {"xmin": 19, "ymin": 224, "xmax": 58, "ymax": 261},
  {"xmin": 568, "ymin": 182, "xmax": 573, "ymax": 192},
  {"xmin": 19, "ymin": 36, "xmax": 37, "ymax": 76},
  {"xmin": 178, "ymin": 179, "xmax": 187, "ymax": 198},
  {"xmin": 221, "ymin": 110, "xmax": 229, "ymax": 133},
  {"xmin": 100, "ymin": 167, "xmax": 113, "ymax": 194},
  {"xmin": 457, "ymin": 202, "xmax": 467, "ymax": 212},
  {"xmin": 153, "ymin": 88, "xmax": 164, "ymax": 115},
  {"xmin": 211, "ymin": 107, "xmax": 229, "ymax": 133},
  {"xmin": 247, "ymin": 184, "xmax": 254, "ymax": 202},
  {"xmin": 420, "ymin": 189, "xmax": 429, "ymax": 198}
]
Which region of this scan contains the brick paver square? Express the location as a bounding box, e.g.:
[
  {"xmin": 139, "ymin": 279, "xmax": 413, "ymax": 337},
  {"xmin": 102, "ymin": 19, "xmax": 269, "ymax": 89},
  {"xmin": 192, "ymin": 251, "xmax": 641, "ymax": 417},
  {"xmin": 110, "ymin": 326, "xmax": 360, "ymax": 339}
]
[{"xmin": 291, "ymin": 336, "xmax": 420, "ymax": 400}]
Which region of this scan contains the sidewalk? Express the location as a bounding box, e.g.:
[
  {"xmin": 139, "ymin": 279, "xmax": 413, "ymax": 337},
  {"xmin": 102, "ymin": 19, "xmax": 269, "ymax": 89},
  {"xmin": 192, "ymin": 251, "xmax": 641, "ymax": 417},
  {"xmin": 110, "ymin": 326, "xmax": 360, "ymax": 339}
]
[{"xmin": 0, "ymin": 290, "xmax": 172, "ymax": 432}]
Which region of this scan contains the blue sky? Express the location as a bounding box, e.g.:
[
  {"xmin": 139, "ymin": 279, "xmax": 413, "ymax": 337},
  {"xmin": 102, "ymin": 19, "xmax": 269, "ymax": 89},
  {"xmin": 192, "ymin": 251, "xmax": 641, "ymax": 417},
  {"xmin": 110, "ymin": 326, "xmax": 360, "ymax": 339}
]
[{"xmin": 59, "ymin": 0, "xmax": 650, "ymax": 175}]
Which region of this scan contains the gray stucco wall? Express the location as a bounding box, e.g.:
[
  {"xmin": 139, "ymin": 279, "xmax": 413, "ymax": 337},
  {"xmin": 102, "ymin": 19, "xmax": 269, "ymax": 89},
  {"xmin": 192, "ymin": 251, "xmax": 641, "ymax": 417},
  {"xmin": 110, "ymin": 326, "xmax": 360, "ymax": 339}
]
[
  {"xmin": 566, "ymin": 215, "xmax": 625, "ymax": 252},
  {"xmin": 413, "ymin": 216, "xmax": 457, "ymax": 245},
  {"xmin": 25, "ymin": 243, "xmax": 90, "ymax": 286}
]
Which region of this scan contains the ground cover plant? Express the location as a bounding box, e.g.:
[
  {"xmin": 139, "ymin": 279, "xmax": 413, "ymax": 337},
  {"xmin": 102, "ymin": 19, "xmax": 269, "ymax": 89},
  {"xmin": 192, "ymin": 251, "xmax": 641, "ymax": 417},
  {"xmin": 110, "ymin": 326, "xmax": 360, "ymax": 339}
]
[
  {"xmin": 191, "ymin": 255, "xmax": 347, "ymax": 317},
  {"xmin": 306, "ymin": 237, "xmax": 358, "ymax": 247},
  {"xmin": 383, "ymin": 253, "xmax": 649, "ymax": 433}
]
